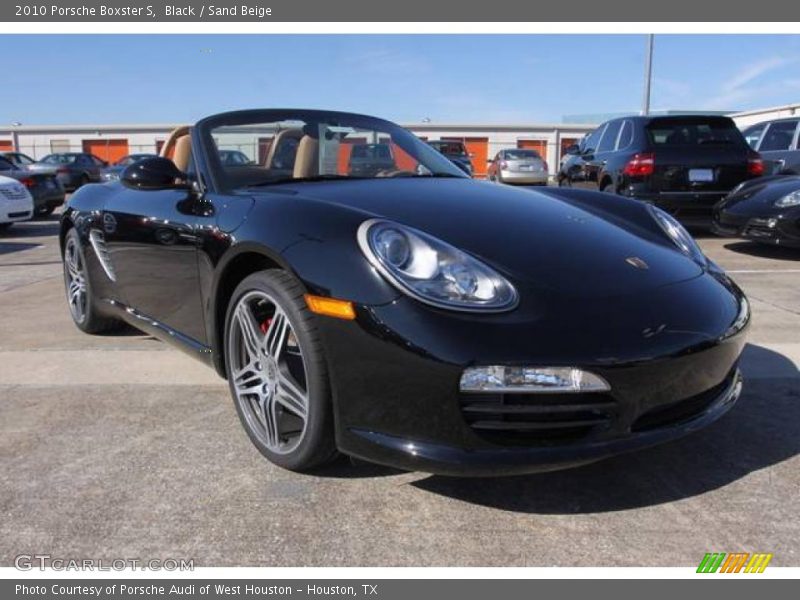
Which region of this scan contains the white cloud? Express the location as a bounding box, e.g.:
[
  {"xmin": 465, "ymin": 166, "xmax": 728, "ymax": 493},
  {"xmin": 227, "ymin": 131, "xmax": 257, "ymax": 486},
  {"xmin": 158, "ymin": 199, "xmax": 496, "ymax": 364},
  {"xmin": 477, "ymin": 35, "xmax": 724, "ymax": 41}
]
[{"xmin": 700, "ymin": 56, "xmax": 798, "ymax": 110}]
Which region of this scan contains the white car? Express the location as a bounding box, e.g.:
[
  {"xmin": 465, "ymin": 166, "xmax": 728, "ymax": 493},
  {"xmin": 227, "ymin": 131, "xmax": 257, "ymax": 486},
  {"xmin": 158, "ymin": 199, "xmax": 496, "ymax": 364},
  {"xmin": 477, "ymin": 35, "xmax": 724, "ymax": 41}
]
[{"xmin": 0, "ymin": 174, "xmax": 34, "ymax": 231}]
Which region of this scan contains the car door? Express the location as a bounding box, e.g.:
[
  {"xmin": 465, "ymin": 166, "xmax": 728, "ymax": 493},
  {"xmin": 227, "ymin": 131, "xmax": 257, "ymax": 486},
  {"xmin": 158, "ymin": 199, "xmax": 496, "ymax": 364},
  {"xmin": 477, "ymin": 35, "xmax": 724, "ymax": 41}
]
[
  {"xmin": 100, "ymin": 160, "xmax": 210, "ymax": 345},
  {"xmin": 569, "ymin": 124, "xmax": 607, "ymax": 189},
  {"xmin": 590, "ymin": 120, "xmax": 623, "ymax": 191},
  {"xmin": 756, "ymin": 120, "xmax": 800, "ymax": 174}
]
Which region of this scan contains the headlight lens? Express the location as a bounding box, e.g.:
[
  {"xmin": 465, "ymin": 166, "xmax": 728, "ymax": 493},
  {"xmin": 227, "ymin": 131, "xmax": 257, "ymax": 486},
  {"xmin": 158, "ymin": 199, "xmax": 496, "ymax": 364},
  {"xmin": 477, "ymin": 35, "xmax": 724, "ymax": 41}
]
[
  {"xmin": 358, "ymin": 219, "xmax": 518, "ymax": 312},
  {"xmin": 648, "ymin": 205, "xmax": 706, "ymax": 266},
  {"xmin": 775, "ymin": 189, "xmax": 800, "ymax": 208}
]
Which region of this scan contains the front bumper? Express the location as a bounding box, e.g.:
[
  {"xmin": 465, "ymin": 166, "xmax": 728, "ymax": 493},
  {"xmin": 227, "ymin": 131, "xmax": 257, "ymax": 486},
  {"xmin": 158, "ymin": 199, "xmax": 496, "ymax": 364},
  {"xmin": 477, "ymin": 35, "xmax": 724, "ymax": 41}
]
[
  {"xmin": 500, "ymin": 169, "xmax": 549, "ymax": 185},
  {"xmin": 713, "ymin": 208, "xmax": 800, "ymax": 248},
  {"xmin": 317, "ymin": 272, "xmax": 749, "ymax": 476},
  {"xmin": 350, "ymin": 370, "xmax": 742, "ymax": 476},
  {"xmin": 0, "ymin": 197, "xmax": 34, "ymax": 224}
]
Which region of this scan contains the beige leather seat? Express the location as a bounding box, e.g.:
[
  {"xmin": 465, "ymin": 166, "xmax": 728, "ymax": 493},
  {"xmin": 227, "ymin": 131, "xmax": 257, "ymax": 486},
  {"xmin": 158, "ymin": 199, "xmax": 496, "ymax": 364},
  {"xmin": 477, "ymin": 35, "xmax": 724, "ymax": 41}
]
[
  {"xmin": 264, "ymin": 128, "xmax": 303, "ymax": 169},
  {"xmin": 171, "ymin": 135, "xmax": 192, "ymax": 172},
  {"xmin": 293, "ymin": 136, "xmax": 319, "ymax": 179},
  {"xmin": 160, "ymin": 126, "xmax": 192, "ymax": 171}
]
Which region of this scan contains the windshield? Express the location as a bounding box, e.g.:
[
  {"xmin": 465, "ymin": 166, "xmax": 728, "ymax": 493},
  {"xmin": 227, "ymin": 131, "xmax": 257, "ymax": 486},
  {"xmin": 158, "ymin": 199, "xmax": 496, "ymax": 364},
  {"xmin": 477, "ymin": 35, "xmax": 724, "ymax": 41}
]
[
  {"xmin": 41, "ymin": 154, "xmax": 77, "ymax": 164},
  {"xmin": 646, "ymin": 117, "xmax": 747, "ymax": 147},
  {"xmin": 115, "ymin": 154, "xmax": 153, "ymax": 166},
  {"xmin": 504, "ymin": 149, "xmax": 541, "ymax": 160},
  {"xmin": 202, "ymin": 110, "xmax": 466, "ymax": 190}
]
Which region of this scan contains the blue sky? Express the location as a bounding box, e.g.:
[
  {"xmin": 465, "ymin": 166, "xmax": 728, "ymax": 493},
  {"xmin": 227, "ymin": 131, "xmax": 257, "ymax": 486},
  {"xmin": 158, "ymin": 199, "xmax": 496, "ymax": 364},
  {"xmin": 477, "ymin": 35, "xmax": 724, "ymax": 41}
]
[{"xmin": 3, "ymin": 34, "xmax": 800, "ymax": 125}]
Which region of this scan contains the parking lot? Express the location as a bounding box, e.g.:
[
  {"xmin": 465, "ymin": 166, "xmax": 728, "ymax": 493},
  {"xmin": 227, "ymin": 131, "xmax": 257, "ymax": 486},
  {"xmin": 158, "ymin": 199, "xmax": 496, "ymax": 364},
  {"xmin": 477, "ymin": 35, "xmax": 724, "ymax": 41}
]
[{"xmin": 0, "ymin": 208, "xmax": 798, "ymax": 567}]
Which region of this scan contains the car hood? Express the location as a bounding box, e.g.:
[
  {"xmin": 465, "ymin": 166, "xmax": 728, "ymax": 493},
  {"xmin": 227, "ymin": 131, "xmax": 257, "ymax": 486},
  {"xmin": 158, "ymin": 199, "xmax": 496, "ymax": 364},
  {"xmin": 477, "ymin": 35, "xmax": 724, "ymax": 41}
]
[
  {"xmin": 722, "ymin": 175, "xmax": 800, "ymax": 211},
  {"xmin": 263, "ymin": 178, "xmax": 703, "ymax": 297}
]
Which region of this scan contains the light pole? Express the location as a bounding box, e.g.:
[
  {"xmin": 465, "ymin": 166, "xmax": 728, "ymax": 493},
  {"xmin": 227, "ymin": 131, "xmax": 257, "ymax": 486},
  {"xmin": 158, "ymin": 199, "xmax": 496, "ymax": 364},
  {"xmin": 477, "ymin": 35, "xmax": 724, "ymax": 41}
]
[{"xmin": 641, "ymin": 34, "xmax": 654, "ymax": 116}]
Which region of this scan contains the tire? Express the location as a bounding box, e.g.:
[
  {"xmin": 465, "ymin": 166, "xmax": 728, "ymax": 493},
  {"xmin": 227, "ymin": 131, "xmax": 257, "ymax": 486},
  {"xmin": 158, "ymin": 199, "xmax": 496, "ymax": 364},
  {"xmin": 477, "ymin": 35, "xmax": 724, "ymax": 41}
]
[
  {"xmin": 601, "ymin": 179, "xmax": 616, "ymax": 194},
  {"xmin": 35, "ymin": 206, "xmax": 56, "ymax": 218},
  {"xmin": 62, "ymin": 228, "xmax": 119, "ymax": 334},
  {"xmin": 558, "ymin": 177, "xmax": 571, "ymax": 187},
  {"xmin": 0, "ymin": 222, "xmax": 12, "ymax": 232},
  {"xmin": 77, "ymin": 174, "xmax": 89, "ymax": 189},
  {"xmin": 224, "ymin": 269, "xmax": 338, "ymax": 472}
]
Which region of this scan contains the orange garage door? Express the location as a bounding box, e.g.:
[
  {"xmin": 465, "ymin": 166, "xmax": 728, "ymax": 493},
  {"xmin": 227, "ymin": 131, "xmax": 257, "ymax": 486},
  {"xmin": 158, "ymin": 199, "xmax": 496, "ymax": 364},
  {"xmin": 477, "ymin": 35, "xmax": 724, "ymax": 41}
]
[
  {"xmin": 517, "ymin": 139, "xmax": 548, "ymax": 159},
  {"xmin": 82, "ymin": 139, "xmax": 129, "ymax": 164},
  {"xmin": 443, "ymin": 137, "xmax": 489, "ymax": 178},
  {"xmin": 0, "ymin": 140, "xmax": 13, "ymax": 151}
]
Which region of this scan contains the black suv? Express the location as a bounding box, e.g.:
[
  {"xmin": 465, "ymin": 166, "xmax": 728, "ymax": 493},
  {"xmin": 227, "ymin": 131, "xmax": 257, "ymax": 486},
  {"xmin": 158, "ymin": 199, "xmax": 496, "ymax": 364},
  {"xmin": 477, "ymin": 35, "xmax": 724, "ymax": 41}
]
[
  {"xmin": 558, "ymin": 115, "xmax": 764, "ymax": 226},
  {"xmin": 427, "ymin": 140, "xmax": 474, "ymax": 176}
]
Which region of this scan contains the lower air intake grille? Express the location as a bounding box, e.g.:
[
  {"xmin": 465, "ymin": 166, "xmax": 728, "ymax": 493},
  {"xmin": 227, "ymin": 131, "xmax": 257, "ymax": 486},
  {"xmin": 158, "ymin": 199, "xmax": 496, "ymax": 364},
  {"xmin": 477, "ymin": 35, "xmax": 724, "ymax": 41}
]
[{"xmin": 460, "ymin": 392, "xmax": 617, "ymax": 446}]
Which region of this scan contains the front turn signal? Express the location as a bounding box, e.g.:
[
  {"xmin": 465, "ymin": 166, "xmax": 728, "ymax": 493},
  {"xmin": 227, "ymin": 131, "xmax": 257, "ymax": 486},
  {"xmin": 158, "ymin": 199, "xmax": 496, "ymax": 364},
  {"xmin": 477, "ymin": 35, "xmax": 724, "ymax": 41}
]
[{"xmin": 304, "ymin": 294, "xmax": 356, "ymax": 320}]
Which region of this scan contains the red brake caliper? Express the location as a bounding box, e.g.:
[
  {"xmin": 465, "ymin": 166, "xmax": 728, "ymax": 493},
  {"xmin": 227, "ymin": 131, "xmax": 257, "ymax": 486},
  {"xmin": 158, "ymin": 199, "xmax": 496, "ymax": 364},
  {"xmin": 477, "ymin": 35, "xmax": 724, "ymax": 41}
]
[{"xmin": 260, "ymin": 318, "xmax": 272, "ymax": 335}]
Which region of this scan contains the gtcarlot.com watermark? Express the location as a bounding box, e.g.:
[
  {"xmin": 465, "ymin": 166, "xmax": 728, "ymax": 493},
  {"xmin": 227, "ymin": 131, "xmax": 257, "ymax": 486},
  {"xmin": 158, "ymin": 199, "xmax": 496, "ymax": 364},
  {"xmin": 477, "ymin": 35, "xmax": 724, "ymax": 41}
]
[{"xmin": 14, "ymin": 554, "xmax": 194, "ymax": 571}]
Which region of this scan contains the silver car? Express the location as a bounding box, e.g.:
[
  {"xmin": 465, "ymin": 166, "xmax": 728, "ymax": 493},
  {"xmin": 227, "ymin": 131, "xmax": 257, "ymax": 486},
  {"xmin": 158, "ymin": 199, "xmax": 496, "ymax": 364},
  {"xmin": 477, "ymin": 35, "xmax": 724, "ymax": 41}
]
[{"xmin": 487, "ymin": 148, "xmax": 549, "ymax": 185}]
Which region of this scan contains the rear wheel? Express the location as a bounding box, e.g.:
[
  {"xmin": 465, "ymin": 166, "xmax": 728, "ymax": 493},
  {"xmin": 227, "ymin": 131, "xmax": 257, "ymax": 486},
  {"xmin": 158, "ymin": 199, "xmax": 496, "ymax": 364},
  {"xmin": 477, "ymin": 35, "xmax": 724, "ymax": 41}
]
[
  {"xmin": 63, "ymin": 228, "xmax": 118, "ymax": 334},
  {"xmin": 224, "ymin": 270, "xmax": 337, "ymax": 472},
  {"xmin": 35, "ymin": 206, "xmax": 56, "ymax": 218},
  {"xmin": 0, "ymin": 223, "xmax": 12, "ymax": 233},
  {"xmin": 601, "ymin": 179, "xmax": 617, "ymax": 193},
  {"xmin": 78, "ymin": 174, "xmax": 89, "ymax": 189}
]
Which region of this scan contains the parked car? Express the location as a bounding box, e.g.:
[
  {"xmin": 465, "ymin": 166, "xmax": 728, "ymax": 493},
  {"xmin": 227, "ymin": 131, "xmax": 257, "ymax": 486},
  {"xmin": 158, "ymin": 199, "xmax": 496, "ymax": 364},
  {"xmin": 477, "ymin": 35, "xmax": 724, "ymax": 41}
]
[
  {"xmin": 30, "ymin": 153, "xmax": 107, "ymax": 191},
  {"xmin": 0, "ymin": 151, "xmax": 38, "ymax": 170},
  {"xmin": 0, "ymin": 174, "xmax": 34, "ymax": 231},
  {"xmin": 348, "ymin": 143, "xmax": 396, "ymax": 176},
  {"xmin": 713, "ymin": 174, "xmax": 800, "ymax": 247},
  {"xmin": 741, "ymin": 117, "xmax": 800, "ymax": 175},
  {"xmin": 487, "ymin": 148, "xmax": 548, "ymax": 185},
  {"xmin": 100, "ymin": 153, "xmax": 158, "ymax": 182},
  {"xmin": 427, "ymin": 140, "xmax": 474, "ymax": 176},
  {"xmin": 60, "ymin": 109, "xmax": 748, "ymax": 476},
  {"xmin": 0, "ymin": 155, "xmax": 65, "ymax": 216},
  {"xmin": 219, "ymin": 150, "xmax": 255, "ymax": 166},
  {"xmin": 558, "ymin": 115, "xmax": 764, "ymax": 227}
]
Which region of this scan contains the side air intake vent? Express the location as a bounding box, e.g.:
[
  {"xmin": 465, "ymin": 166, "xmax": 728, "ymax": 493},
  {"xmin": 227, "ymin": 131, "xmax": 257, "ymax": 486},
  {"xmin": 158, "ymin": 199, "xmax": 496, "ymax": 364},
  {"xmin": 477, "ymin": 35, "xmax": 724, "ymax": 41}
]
[{"xmin": 89, "ymin": 229, "xmax": 116, "ymax": 282}]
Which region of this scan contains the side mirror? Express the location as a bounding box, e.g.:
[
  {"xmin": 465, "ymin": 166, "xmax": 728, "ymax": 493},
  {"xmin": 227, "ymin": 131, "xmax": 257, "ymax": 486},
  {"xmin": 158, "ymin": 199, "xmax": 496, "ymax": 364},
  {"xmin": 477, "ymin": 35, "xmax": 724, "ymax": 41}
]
[
  {"xmin": 121, "ymin": 157, "xmax": 186, "ymax": 190},
  {"xmin": 487, "ymin": 158, "xmax": 494, "ymax": 164}
]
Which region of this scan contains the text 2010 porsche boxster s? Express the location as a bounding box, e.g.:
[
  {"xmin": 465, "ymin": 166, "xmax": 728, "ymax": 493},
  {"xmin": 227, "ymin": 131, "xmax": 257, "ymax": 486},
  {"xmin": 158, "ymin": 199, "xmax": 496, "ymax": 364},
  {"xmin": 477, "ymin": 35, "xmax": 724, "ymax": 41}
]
[{"xmin": 60, "ymin": 109, "xmax": 749, "ymax": 476}]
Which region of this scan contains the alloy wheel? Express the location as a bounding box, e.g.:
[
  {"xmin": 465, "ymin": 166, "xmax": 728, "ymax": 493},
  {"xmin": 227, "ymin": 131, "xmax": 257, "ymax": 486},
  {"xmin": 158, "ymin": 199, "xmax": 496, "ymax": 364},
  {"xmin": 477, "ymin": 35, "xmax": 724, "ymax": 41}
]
[
  {"xmin": 228, "ymin": 291, "xmax": 310, "ymax": 455},
  {"xmin": 64, "ymin": 237, "xmax": 87, "ymax": 324}
]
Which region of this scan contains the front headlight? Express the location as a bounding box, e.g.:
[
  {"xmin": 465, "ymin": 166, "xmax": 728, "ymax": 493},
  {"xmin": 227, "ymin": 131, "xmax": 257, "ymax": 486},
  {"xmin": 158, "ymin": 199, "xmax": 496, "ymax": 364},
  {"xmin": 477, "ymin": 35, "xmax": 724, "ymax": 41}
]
[
  {"xmin": 358, "ymin": 219, "xmax": 518, "ymax": 312},
  {"xmin": 648, "ymin": 205, "xmax": 707, "ymax": 266},
  {"xmin": 775, "ymin": 189, "xmax": 800, "ymax": 208}
]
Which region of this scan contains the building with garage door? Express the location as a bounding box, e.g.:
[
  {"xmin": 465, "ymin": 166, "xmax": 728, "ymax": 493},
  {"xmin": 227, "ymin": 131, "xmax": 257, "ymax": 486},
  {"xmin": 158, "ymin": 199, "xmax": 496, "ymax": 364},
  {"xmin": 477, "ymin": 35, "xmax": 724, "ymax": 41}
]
[{"xmin": 0, "ymin": 121, "xmax": 597, "ymax": 179}]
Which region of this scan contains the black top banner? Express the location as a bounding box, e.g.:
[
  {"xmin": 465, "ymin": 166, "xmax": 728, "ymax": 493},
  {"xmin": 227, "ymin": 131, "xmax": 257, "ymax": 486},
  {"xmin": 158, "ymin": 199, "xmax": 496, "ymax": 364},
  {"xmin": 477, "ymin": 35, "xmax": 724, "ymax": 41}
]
[{"xmin": 2, "ymin": 0, "xmax": 799, "ymax": 22}]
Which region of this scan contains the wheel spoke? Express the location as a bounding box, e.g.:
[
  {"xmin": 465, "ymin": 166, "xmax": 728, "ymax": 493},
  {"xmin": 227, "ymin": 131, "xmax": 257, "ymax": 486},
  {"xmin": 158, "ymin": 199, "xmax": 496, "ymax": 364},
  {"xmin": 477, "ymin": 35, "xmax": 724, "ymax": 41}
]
[
  {"xmin": 275, "ymin": 370, "xmax": 308, "ymax": 420},
  {"xmin": 259, "ymin": 394, "xmax": 280, "ymax": 447},
  {"xmin": 264, "ymin": 310, "xmax": 289, "ymax": 359},
  {"xmin": 235, "ymin": 301, "xmax": 263, "ymax": 360},
  {"xmin": 232, "ymin": 362, "xmax": 263, "ymax": 392}
]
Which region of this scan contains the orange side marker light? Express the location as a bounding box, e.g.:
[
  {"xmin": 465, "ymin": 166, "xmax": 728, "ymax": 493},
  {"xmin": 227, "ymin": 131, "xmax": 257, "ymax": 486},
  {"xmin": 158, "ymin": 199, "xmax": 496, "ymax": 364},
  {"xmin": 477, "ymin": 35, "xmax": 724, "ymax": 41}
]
[{"xmin": 304, "ymin": 294, "xmax": 356, "ymax": 320}]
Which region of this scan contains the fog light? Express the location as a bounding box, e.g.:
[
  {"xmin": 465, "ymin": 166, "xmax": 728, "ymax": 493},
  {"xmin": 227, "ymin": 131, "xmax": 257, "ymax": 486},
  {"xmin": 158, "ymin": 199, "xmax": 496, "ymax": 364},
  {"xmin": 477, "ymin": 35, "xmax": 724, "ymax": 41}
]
[{"xmin": 459, "ymin": 366, "xmax": 610, "ymax": 394}]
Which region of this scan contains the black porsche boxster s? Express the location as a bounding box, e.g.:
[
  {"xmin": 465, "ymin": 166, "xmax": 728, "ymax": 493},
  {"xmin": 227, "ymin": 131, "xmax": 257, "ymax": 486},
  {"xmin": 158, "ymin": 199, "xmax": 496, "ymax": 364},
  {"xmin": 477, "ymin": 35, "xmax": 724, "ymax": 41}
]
[
  {"xmin": 60, "ymin": 109, "xmax": 749, "ymax": 476},
  {"xmin": 713, "ymin": 174, "xmax": 800, "ymax": 248}
]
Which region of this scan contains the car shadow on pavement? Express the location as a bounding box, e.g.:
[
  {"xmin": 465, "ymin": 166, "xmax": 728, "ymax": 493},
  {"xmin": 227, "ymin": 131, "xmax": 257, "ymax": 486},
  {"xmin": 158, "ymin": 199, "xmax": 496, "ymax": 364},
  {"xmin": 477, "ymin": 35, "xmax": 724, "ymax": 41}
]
[
  {"xmin": 0, "ymin": 220, "xmax": 60, "ymax": 239},
  {"xmin": 723, "ymin": 241, "xmax": 800, "ymax": 261},
  {"xmin": 0, "ymin": 242, "xmax": 42, "ymax": 256},
  {"xmin": 411, "ymin": 343, "xmax": 799, "ymax": 513}
]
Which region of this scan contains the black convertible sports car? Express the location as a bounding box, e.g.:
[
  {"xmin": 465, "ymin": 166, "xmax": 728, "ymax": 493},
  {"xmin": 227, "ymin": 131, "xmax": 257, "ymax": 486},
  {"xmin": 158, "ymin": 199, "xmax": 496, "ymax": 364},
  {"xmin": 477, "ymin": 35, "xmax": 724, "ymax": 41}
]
[
  {"xmin": 713, "ymin": 174, "xmax": 800, "ymax": 248},
  {"xmin": 60, "ymin": 109, "xmax": 749, "ymax": 476}
]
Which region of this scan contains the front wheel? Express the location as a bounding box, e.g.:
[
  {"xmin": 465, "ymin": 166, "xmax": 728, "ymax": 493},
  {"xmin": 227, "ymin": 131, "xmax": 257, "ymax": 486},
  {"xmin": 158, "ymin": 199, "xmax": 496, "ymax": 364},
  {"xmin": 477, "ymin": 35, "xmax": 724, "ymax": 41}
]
[
  {"xmin": 224, "ymin": 270, "xmax": 337, "ymax": 472},
  {"xmin": 62, "ymin": 228, "xmax": 119, "ymax": 333}
]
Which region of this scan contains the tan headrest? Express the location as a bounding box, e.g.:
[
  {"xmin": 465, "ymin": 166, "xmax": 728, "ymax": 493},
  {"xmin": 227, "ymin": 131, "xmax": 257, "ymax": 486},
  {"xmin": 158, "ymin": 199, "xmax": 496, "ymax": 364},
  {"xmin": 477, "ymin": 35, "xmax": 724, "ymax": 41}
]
[
  {"xmin": 264, "ymin": 128, "xmax": 303, "ymax": 168},
  {"xmin": 172, "ymin": 135, "xmax": 192, "ymax": 172},
  {"xmin": 293, "ymin": 136, "xmax": 319, "ymax": 179}
]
